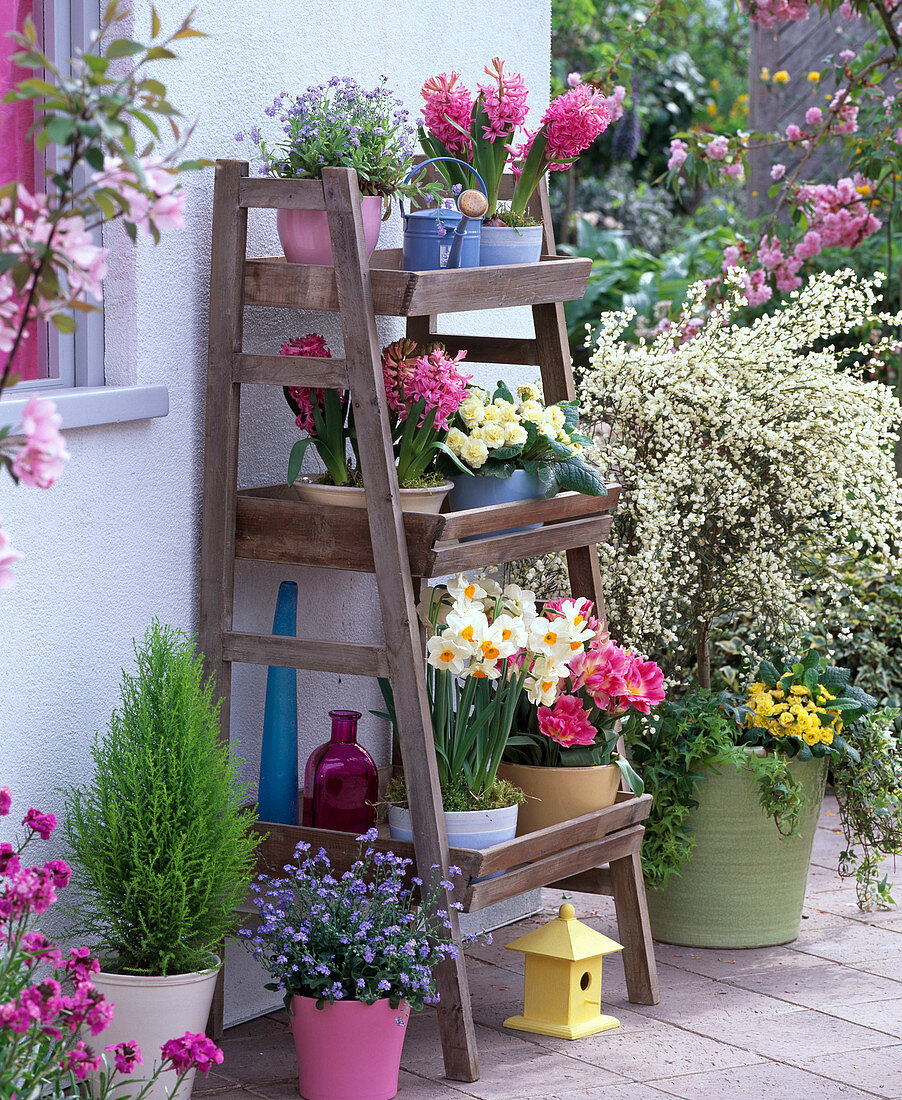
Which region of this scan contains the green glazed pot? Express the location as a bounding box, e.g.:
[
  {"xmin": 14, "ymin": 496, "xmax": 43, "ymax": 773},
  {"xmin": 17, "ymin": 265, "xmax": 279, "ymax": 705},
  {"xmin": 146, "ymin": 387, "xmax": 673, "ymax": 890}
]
[{"xmin": 646, "ymin": 753, "xmax": 827, "ymax": 948}]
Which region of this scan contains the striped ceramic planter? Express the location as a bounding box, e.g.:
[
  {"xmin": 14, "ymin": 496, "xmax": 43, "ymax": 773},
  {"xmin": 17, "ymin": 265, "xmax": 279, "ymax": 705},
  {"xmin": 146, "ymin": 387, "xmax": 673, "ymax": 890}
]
[{"xmin": 646, "ymin": 752, "xmax": 827, "ymax": 948}]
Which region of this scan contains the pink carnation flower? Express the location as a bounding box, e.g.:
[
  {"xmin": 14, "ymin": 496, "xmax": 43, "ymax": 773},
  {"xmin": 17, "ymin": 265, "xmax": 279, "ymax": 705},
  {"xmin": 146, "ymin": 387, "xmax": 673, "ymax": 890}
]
[
  {"xmin": 537, "ymin": 694, "xmax": 597, "ymax": 748},
  {"xmin": 477, "ymin": 58, "xmax": 529, "ymax": 142},
  {"xmin": 421, "ymin": 72, "xmax": 473, "ymax": 156},
  {"xmin": 12, "ymin": 395, "xmax": 68, "ymax": 489},
  {"xmin": 162, "ymin": 1032, "xmax": 224, "ymax": 1077},
  {"xmin": 22, "ymin": 807, "xmax": 56, "ymax": 839}
]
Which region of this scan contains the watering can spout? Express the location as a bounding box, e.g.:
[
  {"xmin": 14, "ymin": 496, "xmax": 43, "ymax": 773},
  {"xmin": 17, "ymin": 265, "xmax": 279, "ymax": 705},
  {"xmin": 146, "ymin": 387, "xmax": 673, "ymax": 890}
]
[{"xmin": 446, "ymin": 189, "xmax": 488, "ymax": 270}]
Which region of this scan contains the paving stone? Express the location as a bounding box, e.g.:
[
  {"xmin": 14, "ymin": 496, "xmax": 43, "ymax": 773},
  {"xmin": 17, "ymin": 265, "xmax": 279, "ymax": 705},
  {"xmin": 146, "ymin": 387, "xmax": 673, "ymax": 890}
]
[
  {"xmin": 191, "ymin": 1072, "xmax": 240, "ymax": 1095},
  {"xmin": 723, "ymin": 958, "xmax": 902, "ymax": 1010},
  {"xmin": 190, "ymin": 1090, "xmax": 259, "ymax": 1100},
  {"xmin": 681, "ymin": 1005, "xmax": 895, "ymax": 1061},
  {"xmin": 793, "ymin": 1043, "xmax": 902, "ymax": 1096},
  {"xmin": 216, "ymin": 1027, "xmax": 298, "ymax": 1088},
  {"xmin": 471, "ymin": 997, "xmax": 659, "ymax": 1034},
  {"xmin": 403, "ymin": 1023, "xmax": 628, "ymax": 1099},
  {"xmin": 647, "ymin": 1061, "xmax": 884, "ymax": 1099},
  {"xmin": 628, "ymin": 965, "xmax": 798, "ymax": 1025},
  {"xmin": 789, "ymin": 920, "xmax": 902, "ymax": 966},
  {"xmin": 818, "ymin": 997, "xmax": 902, "ymax": 1040}
]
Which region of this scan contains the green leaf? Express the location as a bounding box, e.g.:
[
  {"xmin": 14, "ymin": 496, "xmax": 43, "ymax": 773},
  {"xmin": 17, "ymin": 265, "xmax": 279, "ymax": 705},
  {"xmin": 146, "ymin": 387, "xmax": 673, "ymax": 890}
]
[
  {"xmin": 286, "ymin": 438, "xmax": 315, "ymax": 485},
  {"xmin": 43, "ymin": 115, "xmax": 75, "ymax": 145},
  {"xmin": 144, "ymin": 46, "xmax": 177, "ymax": 60},
  {"xmin": 553, "ymin": 457, "xmax": 606, "ymax": 495},
  {"xmin": 493, "ymin": 381, "xmax": 515, "ymax": 404},
  {"xmin": 758, "ymin": 661, "xmax": 780, "ymax": 688},
  {"xmin": 51, "ymin": 313, "xmax": 77, "ymax": 334},
  {"xmin": 151, "ymin": 5, "xmax": 161, "ymax": 37},
  {"xmin": 105, "ymin": 38, "xmax": 146, "ymax": 59}
]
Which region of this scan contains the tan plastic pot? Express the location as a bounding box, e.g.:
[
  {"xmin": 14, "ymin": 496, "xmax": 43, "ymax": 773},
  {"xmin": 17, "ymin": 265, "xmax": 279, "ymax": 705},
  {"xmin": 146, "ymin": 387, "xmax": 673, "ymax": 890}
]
[
  {"xmin": 497, "ymin": 762, "xmax": 620, "ymax": 835},
  {"xmin": 646, "ymin": 755, "xmax": 827, "ymax": 948},
  {"xmin": 291, "ymin": 477, "xmax": 452, "ymax": 515},
  {"xmin": 91, "ymin": 956, "xmax": 220, "ymax": 1100}
]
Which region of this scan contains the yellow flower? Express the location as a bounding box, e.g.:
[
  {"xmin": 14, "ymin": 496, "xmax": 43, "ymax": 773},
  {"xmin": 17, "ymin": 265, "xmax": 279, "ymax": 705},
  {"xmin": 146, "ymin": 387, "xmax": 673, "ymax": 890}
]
[
  {"xmin": 517, "ymin": 383, "xmax": 541, "ymax": 402},
  {"xmin": 493, "ymin": 399, "xmax": 519, "ymax": 423},
  {"xmin": 760, "ymin": 67, "xmax": 771, "ymax": 81},
  {"xmin": 519, "ymin": 399, "xmax": 545, "ymax": 423},
  {"xmin": 710, "ymin": 78, "xmax": 721, "ymax": 91},
  {"xmin": 481, "ymin": 404, "xmax": 501, "ymax": 423},
  {"xmin": 773, "ymin": 70, "xmax": 790, "ymax": 84},
  {"xmin": 820, "ymin": 727, "xmax": 835, "ymax": 745},
  {"xmin": 856, "ymin": 183, "xmax": 871, "ymax": 196},
  {"xmin": 481, "ymin": 423, "xmax": 506, "ymax": 449},
  {"xmin": 460, "ymin": 435, "xmax": 489, "ymax": 469},
  {"xmin": 706, "ymin": 101, "xmax": 718, "ymax": 117},
  {"xmin": 808, "ymin": 71, "xmax": 820, "ymax": 83},
  {"xmin": 446, "ymin": 427, "xmax": 467, "ymax": 455},
  {"xmin": 755, "ymin": 694, "xmax": 775, "ymax": 717},
  {"xmin": 790, "ymin": 685, "xmax": 809, "ymax": 696},
  {"xmin": 458, "ymin": 396, "xmax": 485, "ymax": 428},
  {"xmin": 803, "ymin": 728, "xmax": 819, "ymax": 745},
  {"xmin": 505, "ymin": 423, "xmax": 528, "ymax": 445},
  {"xmin": 778, "ymin": 711, "xmax": 794, "ymax": 727},
  {"xmin": 549, "ymin": 405, "xmax": 566, "ymax": 430}
]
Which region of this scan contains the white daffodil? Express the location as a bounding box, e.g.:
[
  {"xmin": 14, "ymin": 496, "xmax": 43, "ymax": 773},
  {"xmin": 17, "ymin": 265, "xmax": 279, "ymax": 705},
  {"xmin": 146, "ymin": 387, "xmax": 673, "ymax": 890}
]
[
  {"xmin": 493, "ymin": 613, "xmax": 528, "ymax": 656},
  {"xmin": 523, "ymin": 655, "xmax": 567, "ymax": 705},
  {"xmin": 501, "ymin": 584, "xmax": 537, "ymax": 623},
  {"xmin": 447, "ymin": 574, "xmax": 487, "ymax": 606},
  {"xmin": 445, "ymin": 606, "xmax": 489, "ymax": 656},
  {"xmin": 426, "ymin": 633, "xmax": 470, "ymax": 675},
  {"xmin": 528, "ymin": 616, "xmax": 575, "ymax": 663},
  {"xmin": 551, "ymin": 599, "xmax": 597, "ymax": 651},
  {"xmin": 461, "ymin": 658, "xmax": 502, "ymax": 681},
  {"xmin": 416, "ymin": 585, "xmax": 453, "ymax": 630}
]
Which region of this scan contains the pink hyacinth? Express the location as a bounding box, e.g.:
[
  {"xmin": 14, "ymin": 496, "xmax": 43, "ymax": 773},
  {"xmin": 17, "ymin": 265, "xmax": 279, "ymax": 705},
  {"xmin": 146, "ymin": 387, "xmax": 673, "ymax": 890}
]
[
  {"xmin": 402, "ymin": 349, "xmax": 471, "ymax": 431},
  {"xmin": 420, "ymin": 72, "xmax": 473, "ymax": 156},
  {"xmin": 620, "ymin": 655, "xmax": 665, "ymax": 714},
  {"xmin": 12, "ymin": 395, "xmax": 69, "ymax": 490},
  {"xmin": 537, "ymin": 84, "xmax": 611, "ymax": 170},
  {"xmin": 161, "ymin": 1032, "xmax": 224, "ymax": 1077},
  {"xmin": 537, "ymin": 694, "xmax": 597, "ymax": 748},
  {"xmin": 477, "ymin": 58, "xmax": 529, "ymax": 142},
  {"xmin": 281, "ymin": 334, "xmax": 334, "ymax": 436}
]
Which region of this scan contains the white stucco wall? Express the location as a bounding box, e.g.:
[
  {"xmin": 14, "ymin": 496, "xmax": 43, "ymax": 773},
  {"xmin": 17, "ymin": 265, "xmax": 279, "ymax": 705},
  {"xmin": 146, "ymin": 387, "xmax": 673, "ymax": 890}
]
[{"xmin": 1, "ymin": 0, "xmax": 550, "ymax": 1024}]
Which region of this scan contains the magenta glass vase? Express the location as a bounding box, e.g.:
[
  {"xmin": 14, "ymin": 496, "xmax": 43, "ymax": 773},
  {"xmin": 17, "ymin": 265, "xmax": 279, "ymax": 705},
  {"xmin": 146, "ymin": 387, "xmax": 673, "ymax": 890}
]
[{"xmin": 302, "ymin": 710, "xmax": 378, "ymax": 833}]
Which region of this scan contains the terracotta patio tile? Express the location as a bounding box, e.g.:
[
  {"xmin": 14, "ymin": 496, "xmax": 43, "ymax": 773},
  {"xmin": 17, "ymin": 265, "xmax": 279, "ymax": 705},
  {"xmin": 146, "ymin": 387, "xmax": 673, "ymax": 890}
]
[{"xmin": 646, "ymin": 1061, "xmax": 884, "ymax": 1099}]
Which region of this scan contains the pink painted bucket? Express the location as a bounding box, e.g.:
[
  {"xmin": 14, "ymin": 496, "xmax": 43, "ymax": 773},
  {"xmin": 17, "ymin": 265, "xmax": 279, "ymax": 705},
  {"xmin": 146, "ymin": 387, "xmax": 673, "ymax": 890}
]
[
  {"xmin": 289, "ymin": 994, "xmax": 410, "ymax": 1100},
  {"xmin": 276, "ymin": 195, "xmax": 383, "ymax": 266}
]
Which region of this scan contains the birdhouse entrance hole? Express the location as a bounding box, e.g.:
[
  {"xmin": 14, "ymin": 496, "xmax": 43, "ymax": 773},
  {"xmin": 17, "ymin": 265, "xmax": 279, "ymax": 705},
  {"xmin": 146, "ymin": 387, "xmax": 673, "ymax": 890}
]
[{"xmin": 580, "ymin": 972, "xmax": 591, "ymax": 991}]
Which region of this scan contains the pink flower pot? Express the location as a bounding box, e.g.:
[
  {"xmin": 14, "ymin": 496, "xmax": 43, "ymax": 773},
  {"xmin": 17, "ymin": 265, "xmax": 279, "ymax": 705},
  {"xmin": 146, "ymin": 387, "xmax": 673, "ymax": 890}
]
[
  {"xmin": 277, "ymin": 196, "xmax": 383, "ymax": 266},
  {"xmin": 289, "ymin": 994, "xmax": 410, "ymax": 1100}
]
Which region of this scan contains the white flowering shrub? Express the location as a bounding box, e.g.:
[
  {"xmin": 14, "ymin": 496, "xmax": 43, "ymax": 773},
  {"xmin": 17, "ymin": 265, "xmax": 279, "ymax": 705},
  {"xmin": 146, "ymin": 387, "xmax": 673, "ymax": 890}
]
[{"xmin": 578, "ymin": 268, "xmax": 902, "ymax": 687}]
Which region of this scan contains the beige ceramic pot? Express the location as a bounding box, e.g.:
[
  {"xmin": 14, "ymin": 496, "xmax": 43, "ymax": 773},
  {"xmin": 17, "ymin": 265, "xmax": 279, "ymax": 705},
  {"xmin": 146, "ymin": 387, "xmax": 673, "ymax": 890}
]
[
  {"xmin": 497, "ymin": 762, "xmax": 620, "ymax": 835},
  {"xmin": 292, "ymin": 477, "xmax": 452, "ymax": 515}
]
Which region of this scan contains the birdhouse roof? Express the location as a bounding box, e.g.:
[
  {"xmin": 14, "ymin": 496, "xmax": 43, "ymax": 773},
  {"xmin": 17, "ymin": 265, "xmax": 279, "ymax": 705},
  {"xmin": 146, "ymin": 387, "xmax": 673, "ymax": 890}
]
[{"xmin": 505, "ymin": 905, "xmax": 623, "ymax": 962}]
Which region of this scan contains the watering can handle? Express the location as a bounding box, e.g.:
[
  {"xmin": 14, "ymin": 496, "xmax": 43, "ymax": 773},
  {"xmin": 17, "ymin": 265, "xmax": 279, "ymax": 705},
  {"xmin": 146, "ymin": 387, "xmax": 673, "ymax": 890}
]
[{"xmin": 399, "ymin": 157, "xmax": 487, "ymax": 220}]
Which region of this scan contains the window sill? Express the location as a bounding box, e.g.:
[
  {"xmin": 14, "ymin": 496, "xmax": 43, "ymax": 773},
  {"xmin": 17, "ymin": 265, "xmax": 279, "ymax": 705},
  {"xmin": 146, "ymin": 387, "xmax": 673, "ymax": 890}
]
[{"xmin": 0, "ymin": 385, "xmax": 169, "ymax": 430}]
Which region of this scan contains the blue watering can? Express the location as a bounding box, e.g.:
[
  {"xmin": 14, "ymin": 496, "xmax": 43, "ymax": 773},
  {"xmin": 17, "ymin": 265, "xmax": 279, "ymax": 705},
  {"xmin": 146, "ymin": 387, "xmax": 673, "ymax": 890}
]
[{"xmin": 401, "ymin": 157, "xmax": 487, "ymax": 270}]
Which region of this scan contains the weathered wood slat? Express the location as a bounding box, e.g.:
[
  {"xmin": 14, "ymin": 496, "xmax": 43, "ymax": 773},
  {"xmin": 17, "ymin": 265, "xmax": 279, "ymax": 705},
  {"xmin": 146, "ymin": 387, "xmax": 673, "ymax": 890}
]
[
  {"xmin": 238, "ymin": 176, "xmax": 327, "ymax": 210},
  {"xmin": 421, "ymin": 333, "xmax": 541, "ymax": 366},
  {"xmin": 428, "ymin": 514, "xmax": 613, "ymax": 576},
  {"xmin": 243, "ymin": 255, "xmax": 591, "ymax": 315},
  {"xmin": 475, "ymin": 794, "xmax": 652, "ymax": 878},
  {"xmin": 223, "ymin": 631, "xmax": 390, "ymax": 677},
  {"xmin": 233, "ymin": 353, "xmax": 349, "ymax": 388},
  {"xmin": 465, "ymin": 825, "xmax": 646, "ymax": 912},
  {"xmin": 233, "ymin": 491, "xmax": 443, "ymax": 574},
  {"xmin": 440, "ymin": 486, "xmax": 621, "ymax": 541},
  {"xmin": 551, "ymin": 867, "xmax": 614, "ymax": 896},
  {"xmin": 251, "ymin": 821, "xmax": 483, "ymax": 884}
]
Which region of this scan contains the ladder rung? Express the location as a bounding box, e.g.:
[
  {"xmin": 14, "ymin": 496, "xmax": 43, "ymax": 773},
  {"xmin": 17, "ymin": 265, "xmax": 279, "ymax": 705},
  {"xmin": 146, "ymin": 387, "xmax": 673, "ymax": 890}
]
[
  {"xmin": 238, "ymin": 177, "xmax": 327, "ymax": 210},
  {"xmin": 233, "ymin": 353, "xmax": 349, "ymax": 389},
  {"xmin": 426, "ymin": 334, "xmax": 540, "ymax": 366},
  {"xmin": 223, "ymin": 631, "xmax": 390, "ymax": 677}
]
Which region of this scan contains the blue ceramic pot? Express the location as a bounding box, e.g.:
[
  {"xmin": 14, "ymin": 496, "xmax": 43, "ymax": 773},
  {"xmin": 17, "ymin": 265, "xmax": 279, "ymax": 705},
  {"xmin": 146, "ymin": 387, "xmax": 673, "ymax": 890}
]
[
  {"xmin": 450, "ymin": 470, "xmax": 546, "ymax": 539},
  {"xmin": 479, "ymin": 224, "xmax": 543, "ymax": 267}
]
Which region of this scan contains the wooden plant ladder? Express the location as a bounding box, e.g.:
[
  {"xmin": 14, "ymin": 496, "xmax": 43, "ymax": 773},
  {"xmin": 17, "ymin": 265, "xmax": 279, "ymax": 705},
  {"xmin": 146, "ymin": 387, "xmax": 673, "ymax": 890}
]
[{"xmin": 199, "ymin": 159, "xmax": 659, "ymax": 1083}]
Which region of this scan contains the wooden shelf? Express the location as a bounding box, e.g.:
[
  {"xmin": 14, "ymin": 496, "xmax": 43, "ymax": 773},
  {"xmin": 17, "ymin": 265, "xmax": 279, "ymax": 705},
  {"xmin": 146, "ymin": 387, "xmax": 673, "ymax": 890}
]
[
  {"xmin": 251, "ymin": 792, "xmax": 652, "ymax": 914},
  {"xmin": 244, "ymin": 249, "xmax": 592, "ymax": 316},
  {"xmin": 234, "ymin": 484, "xmax": 621, "ymax": 577}
]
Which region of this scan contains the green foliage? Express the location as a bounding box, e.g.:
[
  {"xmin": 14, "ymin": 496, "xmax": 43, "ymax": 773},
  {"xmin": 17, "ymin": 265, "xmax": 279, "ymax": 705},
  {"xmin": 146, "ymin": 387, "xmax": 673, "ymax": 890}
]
[
  {"xmin": 832, "ymin": 709, "xmax": 902, "ymax": 909},
  {"xmin": 63, "ymin": 621, "xmax": 261, "ymax": 976},
  {"xmin": 385, "ymin": 773, "xmax": 525, "ymax": 813},
  {"xmin": 623, "ymin": 691, "xmax": 807, "ymax": 890}
]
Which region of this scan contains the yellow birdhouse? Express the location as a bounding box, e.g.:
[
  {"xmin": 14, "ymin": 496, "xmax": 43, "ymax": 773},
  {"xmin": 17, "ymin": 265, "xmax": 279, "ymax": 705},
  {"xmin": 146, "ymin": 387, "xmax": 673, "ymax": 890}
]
[{"xmin": 502, "ymin": 903, "xmax": 623, "ymax": 1039}]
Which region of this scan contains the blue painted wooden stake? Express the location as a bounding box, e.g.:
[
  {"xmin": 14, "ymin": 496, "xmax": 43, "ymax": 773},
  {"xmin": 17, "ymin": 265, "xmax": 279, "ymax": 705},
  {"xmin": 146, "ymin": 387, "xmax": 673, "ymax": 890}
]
[{"xmin": 257, "ymin": 581, "xmax": 299, "ymax": 824}]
